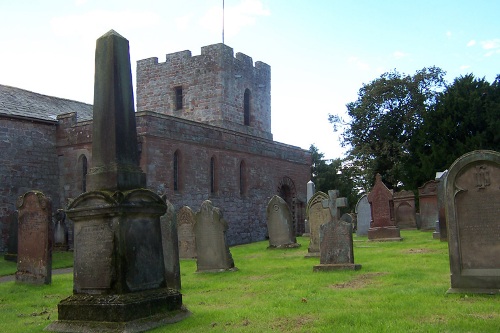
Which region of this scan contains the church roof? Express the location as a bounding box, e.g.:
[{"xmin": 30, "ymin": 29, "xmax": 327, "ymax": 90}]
[{"xmin": 0, "ymin": 84, "xmax": 92, "ymax": 123}]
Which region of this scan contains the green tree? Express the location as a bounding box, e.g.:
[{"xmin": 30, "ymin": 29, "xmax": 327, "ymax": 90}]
[
  {"xmin": 412, "ymin": 74, "xmax": 500, "ymax": 184},
  {"xmin": 330, "ymin": 67, "xmax": 447, "ymax": 190}
]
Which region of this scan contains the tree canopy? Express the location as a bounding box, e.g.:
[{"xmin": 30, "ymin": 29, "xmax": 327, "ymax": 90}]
[{"xmin": 327, "ymin": 68, "xmax": 500, "ymax": 192}]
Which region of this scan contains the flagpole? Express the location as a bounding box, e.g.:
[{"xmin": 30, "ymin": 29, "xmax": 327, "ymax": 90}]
[{"xmin": 222, "ymin": 0, "xmax": 225, "ymax": 44}]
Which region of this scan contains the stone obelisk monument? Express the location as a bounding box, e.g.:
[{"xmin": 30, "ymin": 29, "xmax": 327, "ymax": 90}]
[{"xmin": 47, "ymin": 30, "xmax": 189, "ymax": 332}]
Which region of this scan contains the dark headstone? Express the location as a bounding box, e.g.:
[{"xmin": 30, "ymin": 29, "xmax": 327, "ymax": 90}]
[
  {"xmin": 367, "ymin": 174, "xmax": 401, "ymax": 241},
  {"xmin": 15, "ymin": 191, "xmax": 52, "ymax": 285},
  {"xmin": 177, "ymin": 206, "xmax": 197, "ymax": 259},
  {"xmin": 355, "ymin": 194, "xmax": 370, "ymax": 236},
  {"xmin": 393, "ymin": 190, "xmax": 417, "ymax": 229},
  {"xmin": 46, "ymin": 30, "xmax": 188, "ymax": 332},
  {"xmin": 305, "ymin": 191, "xmax": 329, "ymax": 257},
  {"xmin": 314, "ymin": 190, "xmax": 361, "ymax": 271},
  {"xmin": 4, "ymin": 210, "xmax": 18, "ymax": 262},
  {"xmin": 446, "ymin": 150, "xmax": 500, "ymax": 294},
  {"xmin": 160, "ymin": 197, "xmax": 181, "ymax": 290},
  {"xmin": 418, "ymin": 180, "xmax": 439, "ymax": 231},
  {"xmin": 266, "ymin": 195, "xmax": 300, "ymax": 248},
  {"xmin": 340, "ymin": 213, "xmax": 356, "ymax": 230},
  {"xmin": 194, "ymin": 200, "xmax": 237, "ymax": 272}
]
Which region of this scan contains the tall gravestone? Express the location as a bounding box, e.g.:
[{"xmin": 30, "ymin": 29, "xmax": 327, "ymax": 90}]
[
  {"xmin": 313, "ymin": 190, "xmax": 361, "ymax": 271},
  {"xmin": 367, "ymin": 174, "xmax": 401, "ymax": 241},
  {"xmin": 435, "ymin": 171, "xmax": 448, "ymax": 241},
  {"xmin": 15, "ymin": 191, "xmax": 52, "ymax": 285},
  {"xmin": 177, "ymin": 206, "xmax": 197, "ymax": 259},
  {"xmin": 418, "ymin": 180, "xmax": 439, "ymax": 231},
  {"xmin": 355, "ymin": 194, "xmax": 370, "ymax": 236},
  {"xmin": 303, "ymin": 180, "xmax": 316, "ymax": 235},
  {"xmin": 4, "ymin": 210, "xmax": 18, "ymax": 262},
  {"xmin": 160, "ymin": 197, "xmax": 181, "ymax": 291},
  {"xmin": 46, "ymin": 30, "xmax": 188, "ymax": 333},
  {"xmin": 53, "ymin": 209, "xmax": 69, "ymax": 251},
  {"xmin": 305, "ymin": 191, "xmax": 329, "ymax": 257},
  {"xmin": 194, "ymin": 200, "xmax": 237, "ymax": 272},
  {"xmin": 393, "ymin": 190, "xmax": 417, "ymax": 229},
  {"xmin": 266, "ymin": 195, "xmax": 300, "ymax": 248},
  {"xmin": 446, "ymin": 150, "xmax": 500, "ymax": 294}
]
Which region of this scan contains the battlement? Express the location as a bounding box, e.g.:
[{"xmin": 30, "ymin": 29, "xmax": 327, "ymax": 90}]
[{"xmin": 137, "ymin": 43, "xmax": 269, "ymax": 74}]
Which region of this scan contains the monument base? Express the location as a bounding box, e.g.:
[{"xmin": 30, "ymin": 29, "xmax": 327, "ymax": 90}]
[
  {"xmin": 46, "ymin": 288, "xmax": 188, "ymax": 333},
  {"xmin": 446, "ymin": 288, "xmax": 500, "ymax": 295},
  {"xmin": 304, "ymin": 251, "xmax": 320, "ymax": 258},
  {"xmin": 433, "ymin": 231, "xmax": 440, "ymax": 239},
  {"xmin": 313, "ymin": 263, "xmax": 362, "ymax": 272},
  {"xmin": 368, "ymin": 227, "xmax": 402, "ymax": 241}
]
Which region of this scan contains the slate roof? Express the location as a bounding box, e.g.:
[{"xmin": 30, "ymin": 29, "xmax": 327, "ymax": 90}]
[{"xmin": 0, "ymin": 84, "xmax": 93, "ymax": 123}]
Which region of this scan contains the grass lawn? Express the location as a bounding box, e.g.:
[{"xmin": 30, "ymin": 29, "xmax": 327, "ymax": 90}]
[{"xmin": 1, "ymin": 230, "xmax": 499, "ymax": 332}]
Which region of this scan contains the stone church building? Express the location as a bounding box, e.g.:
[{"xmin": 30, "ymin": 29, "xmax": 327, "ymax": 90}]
[{"xmin": 0, "ymin": 43, "xmax": 311, "ymax": 250}]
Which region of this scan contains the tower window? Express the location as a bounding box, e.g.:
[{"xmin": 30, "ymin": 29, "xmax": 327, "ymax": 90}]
[
  {"xmin": 210, "ymin": 156, "xmax": 217, "ymax": 193},
  {"xmin": 174, "ymin": 86, "xmax": 183, "ymax": 110},
  {"xmin": 239, "ymin": 160, "xmax": 246, "ymax": 196},
  {"xmin": 173, "ymin": 150, "xmax": 180, "ymax": 191},
  {"xmin": 244, "ymin": 89, "xmax": 251, "ymax": 126}
]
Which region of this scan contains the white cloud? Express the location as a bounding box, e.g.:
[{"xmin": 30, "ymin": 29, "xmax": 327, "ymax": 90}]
[
  {"xmin": 446, "ymin": 31, "xmax": 452, "ymax": 38},
  {"xmin": 481, "ymin": 39, "xmax": 500, "ymax": 50},
  {"xmin": 460, "ymin": 65, "xmax": 471, "ymax": 70},
  {"xmin": 466, "ymin": 40, "xmax": 476, "ymax": 47},
  {"xmin": 348, "ymin": 56, "xmax": 370, "ymax": 71},
  {"xmin": 393, "ymin": 51, "xmax": 408, "ymax": 59},
  {"xmin": 200, "ymin": 0, "xmax": 270, "ymax": 38},
  {"xmin": 175, "ymin": 14, "xmax": 192, "ymax": 31}
]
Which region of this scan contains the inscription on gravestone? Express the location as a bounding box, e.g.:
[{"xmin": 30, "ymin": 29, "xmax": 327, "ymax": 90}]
[
  {"xmin": 355, "ymin": 194, "xmax": 370, "ymax": 237},
  {"xmin": 367, "ymin": 174, "xmax": 401, "ymax": 241},
  {"xmin": 177, "ymin": 206, "xmax": 197, "ymax": 259},
  {"xmin": 446, "ymin": 150, "xmax": 500, "ymax": 294},
  {"xmin": 266, "ymin": 195, "xmax": 300, "ymax": 248}
]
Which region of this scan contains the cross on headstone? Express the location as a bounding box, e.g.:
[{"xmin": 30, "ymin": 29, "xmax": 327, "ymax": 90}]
[{"xmin": 322, "ymin": 190, "xmax": 348, "ymax": 223}]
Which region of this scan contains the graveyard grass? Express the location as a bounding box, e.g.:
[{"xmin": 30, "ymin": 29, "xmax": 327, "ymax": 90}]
[{"xmin": 1, "ymin": 231, "xmax": 500, "ymax": 332}]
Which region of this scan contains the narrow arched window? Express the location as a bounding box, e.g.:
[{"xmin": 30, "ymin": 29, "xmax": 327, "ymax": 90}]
[
  {"xmin": 210, "ymin": 156, "xmax": 216, "ymax": 193},
  {"xmin": 244, "ymin": 89, "xmax": 251, "ymax": 126},
  {"xmin": 239, "ymin": 160, "xmax": 246, "ymax": 196},
  {"xmin": 81, "ymin": 155, "xmax": 88, "ymax": 192},
  {"xmin": 173, "ymin": 150, "xmax": 180, "ymax": 191}
]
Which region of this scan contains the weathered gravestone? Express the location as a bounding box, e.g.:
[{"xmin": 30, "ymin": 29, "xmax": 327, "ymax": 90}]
[
  {"xmin": 194, "ymin": 200, "xmax": 237, "ymax": 272},
  {"xmin": 393, "ymin": 190, "xmax": 417, "ymax": 229},
  {"xmin": 305, "ymin": 191, "xmax": 329, "ymax": 257},
  {"xmin": 160, "ymin": 196, "xmax": 181, "ymax": 290},
  {"xmin": 4, "ymin": 210, "xmax": 18, "ymax": 262},
  {"xmin": 15, "ymin": 191, "xmax": 52, "ymax": 285},
  {"xmin": 367, "ymin": 174, "xmax": 401, "ymax": 241},
  {"xmin": 418, "ymin": 180, "xmax": 439, "ymax": 231},
  {"xmin": 46, "ymin": 30, "xmax": 188, "ymax": 333},
  {"xmin": 446, "ymin": 150, "xmax": 500, "ymax": 294},
  {"xmin": 177, "ymin": 206, "xmax": 197, "ymax": 259},
  {"xmin": 313, "ymin": 190, "xmax": 361, "ymax": 271},
  {"xmin": 355, "ymin": 194, "xmax": 370, "ymax": 236},
  {"xmin": 435, "ymin": 171, "xmax": 448, "ymax": 241},
  {"xmin": 266, "ymin": 195, "xmax": 300, "ymax": 248},
  {"xmin": 340, "ymin": 213, "xmax": 356, "ymax": 231},
  {"xmin": 53, "ymin": 209, "xmax": 69, "ymax": 251}
]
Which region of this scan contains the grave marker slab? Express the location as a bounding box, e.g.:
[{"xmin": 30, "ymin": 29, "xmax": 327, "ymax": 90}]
[
  {"xmin": 160, "ymin": 197, "xmax": 181, "ymax": 290},
  {"xmin": 355, "ymin": 194, "xmax": 370, "ymax": 236},
  {"xmin": 393, "ymin": 190, "xmax": 417, "ymax": 229},
  {"xmin": 177, "ymin": 206, "xmax": 197, "ymax": 259},
  {"xmin": 367, "ymin": 174, "xmax": 401, "ymax": 241},
  {"xmin": 15, "ymin": 191, "xmax": 52, "ymax": 285},
  {"xmin": 436, "ymin": 171, "xmax": 448, "ymax": 241},
  {"xmin": 446, "ymin": 150, "xmax": 500, "ymax": 294},
  {"xmin": 418, "ymin": 180, "xmax": 439, "ymax": 231},
  {"xmin": 266, "ymin": 195, "xmax": 300, "ymax": 248},
  {"xmin": 53, "ymin": 209, "xmax": 69, "ymax": 251},
  {"xmin": 314, "ymin": 190, "xmax": 361, "ymax": 271},
  {"xmin": 305, "ymin": 191, "xmax": 329, "ymax": 257},
  {"xmin": 195, "ymin": 200, "xmax": 237, "ymax": 272}
]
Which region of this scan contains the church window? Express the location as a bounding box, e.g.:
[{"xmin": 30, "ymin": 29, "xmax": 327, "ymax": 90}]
[
  {"xmin": 239, "ymin": 160, "xmax": 246, "ymax": 196},
  {"xmin": 81, "ymin": 154, "xmax": 87, "ymax": 192},
  {"xmin": 174, "ymin": 86, "xmax": 183, "ymax": 110},
  {"xmin": 210, "ymin": 156, "xmax": 217, "ymax": 193},
  {"xmin": 244, "ymin": 89, "xmax": 251, "ymax": 126},
  {"xmin": 173, "ymin": 150, "xmax": 180, "ymax": 191}
]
